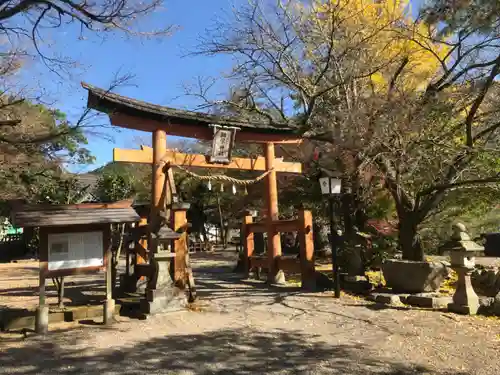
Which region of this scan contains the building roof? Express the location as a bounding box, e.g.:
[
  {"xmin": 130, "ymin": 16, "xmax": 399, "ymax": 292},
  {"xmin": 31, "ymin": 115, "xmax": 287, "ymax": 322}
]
[
  {"xmin": 366, "ymin": 219, "xmax": 398, "ymax": 236},
  {"xmin": 82, "ymin": 82, "xmax": 296, "ymax": 135},
  {"xmin": 11, "ymin": 201, "xmax": 140, "ymax": 227},
  {"xmin": 73, "ymin": 173, "xmax": 99, "ymax": 190}
]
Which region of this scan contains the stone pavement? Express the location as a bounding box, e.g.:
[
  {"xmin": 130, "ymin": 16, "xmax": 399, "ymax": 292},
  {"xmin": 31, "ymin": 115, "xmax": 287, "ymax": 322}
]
[{"xmin": 0, "ymin": 251, "xmax": 499, "ymax": 374}]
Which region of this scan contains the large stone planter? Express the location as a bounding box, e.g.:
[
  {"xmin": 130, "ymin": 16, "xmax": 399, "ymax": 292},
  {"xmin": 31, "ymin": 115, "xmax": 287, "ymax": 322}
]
[{"xmin": 382, "ymin": 259, "xmax": 449, "ymax": 293}]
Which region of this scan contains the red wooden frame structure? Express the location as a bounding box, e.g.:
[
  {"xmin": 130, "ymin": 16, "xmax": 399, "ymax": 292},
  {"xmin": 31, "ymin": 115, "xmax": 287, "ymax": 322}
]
[
  {"xmin": 243, "ymin": 209, "xmax": 315, "ymax": 289},
  {"xmin": 82, "ymin": 82, "xmax": 315, "ymax": 287}
]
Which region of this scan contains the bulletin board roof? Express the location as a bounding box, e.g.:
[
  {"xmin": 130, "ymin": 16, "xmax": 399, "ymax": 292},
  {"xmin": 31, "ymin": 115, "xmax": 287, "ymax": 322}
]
[{"xmin": 11, "ymin": 205, "xmax": 140, "ymax": 228}]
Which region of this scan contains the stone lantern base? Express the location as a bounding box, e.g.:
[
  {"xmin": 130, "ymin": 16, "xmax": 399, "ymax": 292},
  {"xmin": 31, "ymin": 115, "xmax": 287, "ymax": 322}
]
[
  {"xmin": 139, "ymin": 252, "xmax": 187, "ymax": 315},
  {"xmin": 448, "ymin": 266, "xmax": 479, "ymax": 315}
]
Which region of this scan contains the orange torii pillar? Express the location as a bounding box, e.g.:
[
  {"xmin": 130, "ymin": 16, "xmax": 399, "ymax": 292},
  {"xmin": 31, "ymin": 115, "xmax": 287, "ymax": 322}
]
[
  {"xmin": 264, "ymin": 142, "xmax": 285, "ymax": 284},
  {"xmin": 242, "ymin": 213, "xmax": 254, "ymax": 278},
  {"xmin": 150, "ymin": 129, "xmax": 188, "ymax": 287},
  {"xmin": 151, "ymin": 129, "xmax": 167, "ymax": 228},
  {"xmin": 298, "ymin": 209, "xmax": 315, "ymax": 290}
]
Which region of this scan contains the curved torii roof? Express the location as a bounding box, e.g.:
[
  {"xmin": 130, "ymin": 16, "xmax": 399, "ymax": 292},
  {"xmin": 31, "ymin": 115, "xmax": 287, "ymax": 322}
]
[{"xmin": 82, "ymin": 82, "xmax": 301, "ymax": 144}]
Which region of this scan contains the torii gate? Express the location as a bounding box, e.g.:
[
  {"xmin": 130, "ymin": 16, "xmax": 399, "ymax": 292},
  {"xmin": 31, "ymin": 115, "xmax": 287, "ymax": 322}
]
[{"xmin": 82, "ymin": 82, "xmax": 306, "ymax": 285}]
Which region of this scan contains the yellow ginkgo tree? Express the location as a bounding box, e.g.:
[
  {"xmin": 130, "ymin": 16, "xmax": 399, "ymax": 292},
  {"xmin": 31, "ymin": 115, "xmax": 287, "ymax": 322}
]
[{"xmin": 196, "ymin": 0, "xmax": 500, "ymax": 261}]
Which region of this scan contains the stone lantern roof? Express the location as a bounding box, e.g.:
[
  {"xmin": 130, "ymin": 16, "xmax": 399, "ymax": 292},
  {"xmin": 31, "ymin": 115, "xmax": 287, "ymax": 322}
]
[{"xmin": 440, "ymin": 223, "xmax": 485, "ymax": 255}]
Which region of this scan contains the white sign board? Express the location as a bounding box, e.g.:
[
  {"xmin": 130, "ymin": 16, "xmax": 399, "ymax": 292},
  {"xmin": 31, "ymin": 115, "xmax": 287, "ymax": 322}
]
[
  {"xmin": 209, "ymin": 126, "xmax": 237, "ymax": 164},
  {"xmin": 47, "ymin": 231, "xmax": 104, "ymax": 271}
]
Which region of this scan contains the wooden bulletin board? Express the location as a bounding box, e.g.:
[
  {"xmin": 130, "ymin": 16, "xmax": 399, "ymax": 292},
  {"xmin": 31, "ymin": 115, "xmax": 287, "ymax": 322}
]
[{"xmin": 39, "ymin": 224, "xmax": 111, "ymax": 278}]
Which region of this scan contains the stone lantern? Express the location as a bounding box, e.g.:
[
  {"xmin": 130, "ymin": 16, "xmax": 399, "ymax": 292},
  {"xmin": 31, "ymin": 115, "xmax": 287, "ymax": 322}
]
[
  {"xmin": 141, "ymin": 224, "xmax": 183, "ymax": 314},
  {"xmin": 443, "ymin": 223, "xmax": 483, "ymax": 315}
]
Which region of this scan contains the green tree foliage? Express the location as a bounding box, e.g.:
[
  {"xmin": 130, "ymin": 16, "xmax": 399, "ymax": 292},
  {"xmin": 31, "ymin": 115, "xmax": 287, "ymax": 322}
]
[
  {"xmin": 422, "ymin": 0, "xmax": 500, "ymax": 33},
  {"xmin": 36, "ymin": 177, "xmax": 91, "ymax": 204},
  {"xmin": 96, "ymin": 174, "xmax": 136, "ymax": 203},
  {"xmin": 195, "ymin": 0, "xmax": 500, "ymax": 261},
  {"xmin": 94, "ymin": 162, "xmax": 151, "ymax": 202},
  {"xmin": 0, "ymin": 101, "xmax": 93, "ymax": 202}
]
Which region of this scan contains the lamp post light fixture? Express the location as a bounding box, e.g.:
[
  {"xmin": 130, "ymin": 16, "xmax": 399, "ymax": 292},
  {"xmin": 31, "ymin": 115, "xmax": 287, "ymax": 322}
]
[{"xmin": 319, "ymin": 176, "xmax": 342, "ymax": 298}]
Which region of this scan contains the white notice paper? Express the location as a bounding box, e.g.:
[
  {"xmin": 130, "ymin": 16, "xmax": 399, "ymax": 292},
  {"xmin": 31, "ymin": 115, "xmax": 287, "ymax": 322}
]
[{"xmin": 47, "ymin": 231, "xmax": 104, "ymax": 271}]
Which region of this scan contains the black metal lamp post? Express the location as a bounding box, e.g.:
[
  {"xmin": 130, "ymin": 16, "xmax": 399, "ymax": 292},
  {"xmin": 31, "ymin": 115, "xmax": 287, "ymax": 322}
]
[{"xmin": 319, "ymin": 176, "xmax": 342, "ymax": 298}]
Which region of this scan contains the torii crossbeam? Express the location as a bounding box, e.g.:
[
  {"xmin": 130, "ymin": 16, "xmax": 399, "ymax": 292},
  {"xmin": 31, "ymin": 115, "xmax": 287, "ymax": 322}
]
[
  {"xmin": 113, "ymin": 145, "xmax": 303, "ymax": 173},
  {"xmin": 82, "ymin": 82, "xmax": 304, "ymax": 286}
]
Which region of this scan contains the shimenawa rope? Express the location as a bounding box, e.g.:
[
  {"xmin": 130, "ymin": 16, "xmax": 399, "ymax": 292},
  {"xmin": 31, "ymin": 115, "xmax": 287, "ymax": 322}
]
[{"xmin": 172, "ymin": 164, "xmax": 273, "ymax": 185}]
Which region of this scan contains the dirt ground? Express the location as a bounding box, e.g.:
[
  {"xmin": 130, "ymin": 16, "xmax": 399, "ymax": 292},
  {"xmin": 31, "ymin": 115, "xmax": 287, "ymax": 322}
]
[{"xmin": 0, "ymin": 251, "xmax": 499, "ymax": 375}]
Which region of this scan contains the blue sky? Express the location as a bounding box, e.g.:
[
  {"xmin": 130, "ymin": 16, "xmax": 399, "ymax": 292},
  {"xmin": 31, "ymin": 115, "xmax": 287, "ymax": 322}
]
[
  {"xmin": 21, "ymin": 0, "xmax": 244, "ymax": 173},
  {"xmin": 19, "ymin": 0, "xmax": 424, "ymax": 173}
]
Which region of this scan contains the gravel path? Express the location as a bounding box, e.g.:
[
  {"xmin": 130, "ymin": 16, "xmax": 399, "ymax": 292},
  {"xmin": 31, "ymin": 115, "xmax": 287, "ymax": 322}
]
[{"xmin": 1, "ymin": 251, "xmax": 499, "ymax": 375}]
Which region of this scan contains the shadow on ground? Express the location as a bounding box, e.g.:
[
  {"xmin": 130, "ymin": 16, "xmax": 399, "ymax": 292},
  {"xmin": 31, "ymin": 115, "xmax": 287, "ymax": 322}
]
[
  {"xmin": 0, "ymin": 281, "xmax": 106, "ymax": 306},
  {"xmin": 0, "ymin": 327, "xmax": 469, "ymax": 375}
]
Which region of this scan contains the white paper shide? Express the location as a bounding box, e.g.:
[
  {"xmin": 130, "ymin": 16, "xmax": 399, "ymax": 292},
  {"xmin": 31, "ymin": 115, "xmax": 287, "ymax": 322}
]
[{"xmin": 47, "ymin": 231, "xmax": 104, "ymax": 271}]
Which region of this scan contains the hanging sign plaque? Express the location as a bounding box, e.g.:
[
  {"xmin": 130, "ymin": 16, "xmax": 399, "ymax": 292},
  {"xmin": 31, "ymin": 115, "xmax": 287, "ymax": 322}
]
[{"xmin": 209, "ymin": 125, "xmax": 239, "ymax": 164}]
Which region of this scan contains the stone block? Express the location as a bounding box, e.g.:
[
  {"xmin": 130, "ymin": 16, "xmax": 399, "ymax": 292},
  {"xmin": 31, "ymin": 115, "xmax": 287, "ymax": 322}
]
[
  {"xmin": 493, "ymin": 293, "xmax": 500, "ymax": 316},
  {"xmin": 472, "ymin": 268, "xmax": 500, "ymax": 297},
  {"xmin": 370, "ymin": 293, "xmax": 401, "ymax": 305},
  {"xmin": 448, "ymin": 303, "xmax": 478, "ymax": 315},
  {"xmin": 406, "ymin": 295, "xmax": 452, "ymax": 309},
  {"xmin": 477, "ymin": 297, "xmax": 495, "ymax": 315},
  {"xmin": 66, "ymin": 307, "xmax": 88, "ymax": 322},
  {"xmin": 382, "ymin": 259, "xmax": 449, "ymax": 293},
  {"xmin": 141, "ymin": 287, "xmax": 187, "ymax": 315},
  {"xmin": 86, "ymin": 306, "xmax": 103, "ymax": 319},
  {"xmin": 343, "ymin": 279, "xmax": 372, "ymax": 294},
  {"xmin": 495, "ymin": 272, "xmax": 500, "ymax": 290},
  {"xmin": 398, "ymin": 294, "xmax": 411, "ymax": 304},
  {"xmin": 48, "ymin": 312, "xmax": 65, "ymax": 324},
  {"xmin": 344, "ymin": 275, "xmax": 368, "ymax": 283}
]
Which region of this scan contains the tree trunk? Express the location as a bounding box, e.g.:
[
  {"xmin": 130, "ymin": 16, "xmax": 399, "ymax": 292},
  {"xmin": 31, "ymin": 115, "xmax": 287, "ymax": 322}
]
[
  {"xmin": 341, "ymin": 192, "xmax": 353, "ymax": 237},
  {"xmin": 313, "ymin": 222, "xmax": 331, "ymax": 257},
  {"xmin": 398, "ymin": 217, "xmax": 424, "ymax": 261}
]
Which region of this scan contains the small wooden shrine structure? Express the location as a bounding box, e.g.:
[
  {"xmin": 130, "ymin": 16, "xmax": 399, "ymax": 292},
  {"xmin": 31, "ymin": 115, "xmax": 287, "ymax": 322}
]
[
  {"xmin": 82, "ymin": 82, "xmax": 315, "ymax": 289},
  {"xmin": 11, "ymin": 200, "xmax": 140, "ymax": 333}
]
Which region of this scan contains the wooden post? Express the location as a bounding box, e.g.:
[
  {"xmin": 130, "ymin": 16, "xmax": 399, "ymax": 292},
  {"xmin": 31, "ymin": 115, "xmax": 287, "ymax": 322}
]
[
  {"xmin": 103, "ymin": 227, "xmax": 115, "ymax": 325},
  {"xmin": 243, "ymin": 214, "xmax": 254, "ymax": 278},
  {"xmin": 138, "ymin": 216, "xmax": 148, "ymax": 262},
  {"xmin": 151, "ymin": 129, "xmax": 168, "ymax": 233},
  {"xmin": 136, "ymin": 216, "xmax": 148, "ymax": 281},
  {"xmin": 36, "ymin": 229, "xmax": 48, "ymax": 334},
  {"xmin": 263, "ymin": 142, "xmax": 284, "ymax": 284},
  {"xmin": 172, "ymin": 204, "xmax": 189, "ymax": 288},
  {"xmin": 298, "ymin": 209, "xmax": 316, "ymax": 291},
  {"xmin": 39, "ymin": 268, "xmax": 46, "ymax": 307},
  {"xmin": 35, "ymin": 268, "xmax": 49, "ymax": 334}
]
